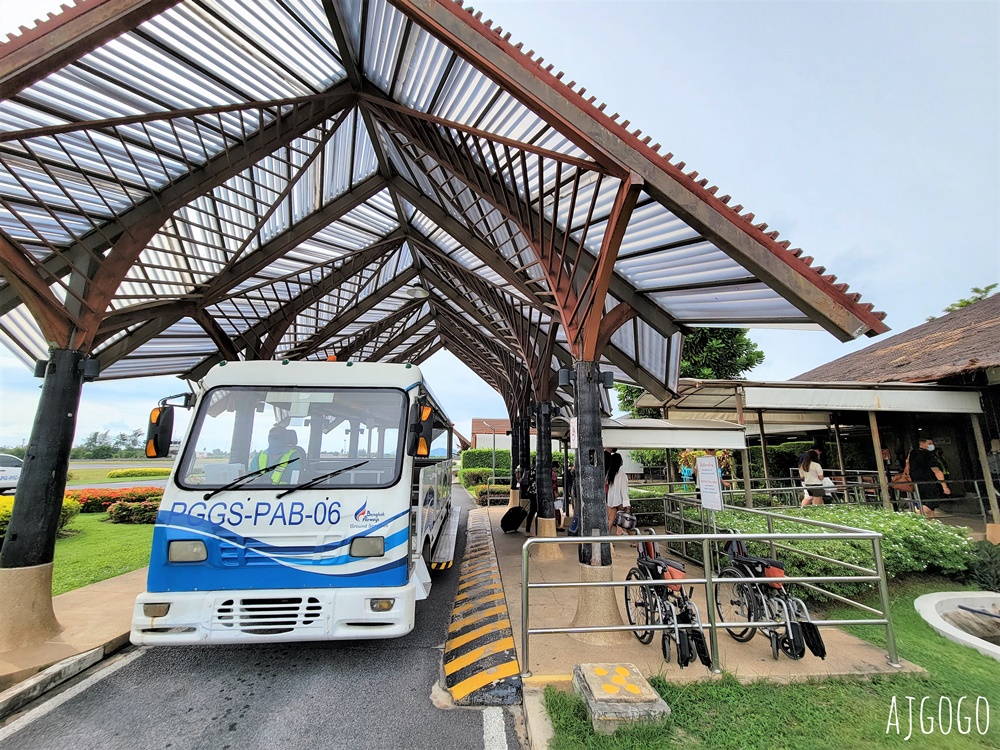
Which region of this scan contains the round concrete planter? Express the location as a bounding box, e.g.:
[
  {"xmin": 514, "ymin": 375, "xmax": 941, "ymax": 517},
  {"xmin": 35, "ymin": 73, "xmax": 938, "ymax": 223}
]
[{"xmin": 914, "ymin": 591, "xmax": 1000, "ymax": 662}]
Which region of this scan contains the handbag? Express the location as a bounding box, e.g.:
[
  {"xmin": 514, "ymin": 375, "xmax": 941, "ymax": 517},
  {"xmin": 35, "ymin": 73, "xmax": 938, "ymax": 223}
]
[{"xmin": 889, "ymin": 454, "xmax": 914, "ymax": 493}]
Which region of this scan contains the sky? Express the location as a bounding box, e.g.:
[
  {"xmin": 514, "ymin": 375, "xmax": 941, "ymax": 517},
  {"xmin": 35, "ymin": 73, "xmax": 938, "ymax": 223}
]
[{"xmin": 0, "ymin": 0, "xmax": 997, "ymax": 448}]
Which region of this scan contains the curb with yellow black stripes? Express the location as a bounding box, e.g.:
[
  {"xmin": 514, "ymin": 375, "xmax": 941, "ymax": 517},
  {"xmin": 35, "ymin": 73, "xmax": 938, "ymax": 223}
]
[{"xmin": 442, "ymin": 508, "xmax": 521, "ymax": 706}]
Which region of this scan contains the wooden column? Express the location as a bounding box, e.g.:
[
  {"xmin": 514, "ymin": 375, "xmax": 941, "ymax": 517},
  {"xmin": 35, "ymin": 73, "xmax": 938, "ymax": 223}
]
[
  {"xmin": 868, "ymin": 411, "xmax": 892, "ymax": 510},
  {"xmin": 757, "ymin": 409, "xmax": 771, "ymax": 493},
  {"xmin": 735, "ymin": 388, "xmax": 752, "ymax": 507},
  {"xmin": 970, "ymin": 414, "xmax": 1000, "ymax": 529}
]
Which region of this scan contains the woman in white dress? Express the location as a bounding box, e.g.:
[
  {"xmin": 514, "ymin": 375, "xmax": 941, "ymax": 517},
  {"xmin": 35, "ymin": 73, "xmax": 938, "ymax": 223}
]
[{"xmin": 605, "ymin": 448, "xmax": 630, "ymax": 533}]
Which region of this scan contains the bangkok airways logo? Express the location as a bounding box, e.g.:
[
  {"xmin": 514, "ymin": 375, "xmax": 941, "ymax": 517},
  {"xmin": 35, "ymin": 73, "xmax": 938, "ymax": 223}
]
[{"xmin": 354, "ymin": 502, "xmax": 368, "ymax": 522}]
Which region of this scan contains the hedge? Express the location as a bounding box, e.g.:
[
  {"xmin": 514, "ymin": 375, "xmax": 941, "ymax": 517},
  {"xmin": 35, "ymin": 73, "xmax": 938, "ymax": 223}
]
[
  {"xmin": 66, "ymin": 486, "xmax": 164, "ymax": 513},
  {"xmin": 672, "ymin": 505, "xmax": 973, "ymax": 601},
  {"xmin": 461, "ymin": 448, "xmax": 512, "ymax": 471},
  {"xmin": 459, "ymin": 468, "xmax": 497, "ymax": 489},
  {"xmin": 470, "ymin": 484, "xmax": 510, "ymax": 505},
  {"xmin": 106, "ymin": 468, "xmax": 172, "ymax": 479},
  {"xmin": 107, "ymin": 500, "xmax": 161, "ymax": 524},
  {"xmin": 0, "ymin": 496, "xmax": 80, "ymax": 542}
]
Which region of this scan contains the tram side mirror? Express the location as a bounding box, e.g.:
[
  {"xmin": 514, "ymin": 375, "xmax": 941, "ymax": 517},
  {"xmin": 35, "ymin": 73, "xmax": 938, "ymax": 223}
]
[
  {"xmin": 406, "ymin": 401, "xmax": 434, "ymax": 457},
  {"xmin": 146, "ymin": 406, "xmax": 175, "ymax": 458}
]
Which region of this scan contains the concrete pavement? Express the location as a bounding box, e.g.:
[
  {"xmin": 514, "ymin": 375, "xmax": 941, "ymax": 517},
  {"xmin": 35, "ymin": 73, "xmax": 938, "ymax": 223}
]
[{"xmin": 486, "ymin": 505, "xmax": 923, "ymax": 685}]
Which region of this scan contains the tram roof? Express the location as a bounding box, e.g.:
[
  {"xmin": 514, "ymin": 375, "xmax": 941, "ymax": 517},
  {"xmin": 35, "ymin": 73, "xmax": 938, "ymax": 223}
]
[{"xmin": 0, "ymin": 0, "xmax": 887, "ymax": 407}]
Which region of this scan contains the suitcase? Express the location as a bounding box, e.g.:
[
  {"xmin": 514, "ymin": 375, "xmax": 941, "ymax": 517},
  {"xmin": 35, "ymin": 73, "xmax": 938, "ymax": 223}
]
[{"xmin": 500, "ymin": 505, "xmax": 528, "ymax": 533}]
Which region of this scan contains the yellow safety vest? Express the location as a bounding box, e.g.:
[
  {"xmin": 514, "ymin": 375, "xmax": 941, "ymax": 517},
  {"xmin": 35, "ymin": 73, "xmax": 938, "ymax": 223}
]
[{"xmin": 257, "ymin": 449, "xmax": 297, "ymax": 483}]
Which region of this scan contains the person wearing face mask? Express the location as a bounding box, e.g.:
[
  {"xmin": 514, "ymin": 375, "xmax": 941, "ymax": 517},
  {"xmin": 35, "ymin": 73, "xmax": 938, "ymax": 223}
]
[{"xmin": 907, "ymin": 437, "xmax": 950, "ymax": 518}]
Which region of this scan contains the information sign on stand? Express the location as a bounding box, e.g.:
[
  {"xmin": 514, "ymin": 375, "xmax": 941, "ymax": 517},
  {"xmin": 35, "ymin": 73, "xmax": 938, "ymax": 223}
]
[{"xmin": 696, "ymin": 455, "xmax": 723, "ymax": 511}]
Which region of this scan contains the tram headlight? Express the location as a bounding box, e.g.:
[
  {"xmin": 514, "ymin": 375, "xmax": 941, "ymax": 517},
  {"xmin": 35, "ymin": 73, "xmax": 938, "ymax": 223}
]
[
  {"xmin": 168, "ymin": 540, "xmax": 207, "ymax": 562},
  {"xmin": 370, "ymin": 598, "xmax": 395, "ymax": 612},
  {"xmin": 350, "ymin": 536, "xmax": 385, "ymax": 558},
  {"xmin": 143, "ymin": 603, "xmax": 171, "ymax": 618}
]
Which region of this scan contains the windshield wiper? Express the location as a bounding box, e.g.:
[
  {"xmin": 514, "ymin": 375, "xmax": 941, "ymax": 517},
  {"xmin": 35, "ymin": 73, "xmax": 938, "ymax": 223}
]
[
  {"xmin": 276, "ymin": 460, "xmax": 370, "ymax": 499},
  {"xmin": 202, "ymin": 457, "xmax": 300, "ymax": 501}
]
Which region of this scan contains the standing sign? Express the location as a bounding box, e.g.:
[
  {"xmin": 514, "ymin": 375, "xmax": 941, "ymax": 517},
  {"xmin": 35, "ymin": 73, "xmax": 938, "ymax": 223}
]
[
  {"xmin": 569, "ymin": 417, "xmax": 578, "ymax": 449},
  {"xmin": 696, "ymin": 455, "xmax": 723, "ymax": 511}
]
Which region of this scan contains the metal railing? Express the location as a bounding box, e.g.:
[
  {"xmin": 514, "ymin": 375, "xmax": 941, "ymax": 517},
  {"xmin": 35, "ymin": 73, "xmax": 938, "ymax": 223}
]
[
  {"xmin": 630, "ymin": 475, "xmax": 993, "ymax": 519},
  {"xmin": 519, "ymin": 501, "xmax": 900, "ymax": 677}
]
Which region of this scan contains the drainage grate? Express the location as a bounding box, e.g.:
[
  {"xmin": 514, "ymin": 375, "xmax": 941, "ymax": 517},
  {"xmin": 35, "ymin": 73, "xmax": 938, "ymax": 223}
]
[{"xmin": 214, "ymin": 596, "xmax": 325, "ymax": 634}]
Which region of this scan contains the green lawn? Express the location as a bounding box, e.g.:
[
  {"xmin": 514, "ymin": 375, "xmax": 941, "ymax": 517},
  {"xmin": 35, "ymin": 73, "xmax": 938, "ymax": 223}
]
[
  {"xmin": 65, "ymin": 467, "xmax": 169, "ymax": 485},
  {"xmin": 545, "ymin": 577, "xmax": 999, "ymax": 749},
  {"xmin": 53, "ymin": 513, "xmax": 153, "ymax": 595}
]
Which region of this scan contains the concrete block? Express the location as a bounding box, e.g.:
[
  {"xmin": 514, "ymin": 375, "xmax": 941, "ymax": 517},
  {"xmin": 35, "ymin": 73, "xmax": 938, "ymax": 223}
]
[{"xmin": 572, "ymin": 663, "xmax": 670, "ymax": 735}]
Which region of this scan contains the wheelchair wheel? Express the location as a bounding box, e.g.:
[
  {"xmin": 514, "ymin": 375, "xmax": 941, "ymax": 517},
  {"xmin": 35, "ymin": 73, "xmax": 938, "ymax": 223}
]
[
  {"xmin": 624, "ymin": 568, "xmax": 654, "ymax": 644},
  {"xmin": 716, "ymin": 566, "xmax": 760, "ymax": 642},
  {"xmin": 779, "ymin": 621, "xmax": 806, "ymax": 660}
]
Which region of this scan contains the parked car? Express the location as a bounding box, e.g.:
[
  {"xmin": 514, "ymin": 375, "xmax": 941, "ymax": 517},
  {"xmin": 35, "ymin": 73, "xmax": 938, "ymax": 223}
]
[{"xmin": 0, "ymin": 453, "xmax": 22, "ymax": 494}]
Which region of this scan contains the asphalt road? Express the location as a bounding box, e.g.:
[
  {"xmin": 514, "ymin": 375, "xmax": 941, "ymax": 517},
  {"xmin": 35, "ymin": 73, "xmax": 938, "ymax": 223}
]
[{"xmin": 0, "ymin": 492, "xmax": 522, "ymax": 750}]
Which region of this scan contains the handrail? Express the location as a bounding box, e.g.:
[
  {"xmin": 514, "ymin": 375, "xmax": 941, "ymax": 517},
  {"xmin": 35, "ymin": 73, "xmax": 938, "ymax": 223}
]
[{"xmin": 519, "ymin": 512, "xmax": 901, "ymax": 677}]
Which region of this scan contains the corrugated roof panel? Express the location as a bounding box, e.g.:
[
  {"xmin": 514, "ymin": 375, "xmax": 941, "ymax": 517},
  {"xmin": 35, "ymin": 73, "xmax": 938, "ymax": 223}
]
[
  {"xmin": 431, "ymin": 56, "xmax": 500, "ymax": 125},
  {"xmin": 649, "ymin": 285, "xmax": 803, "ymax": 323},
  {"xmin": 635, "ymin": 319, "xmax": 667, "ymax": 382},
  {"xmin": 101, "ymin": 355, "xmax": 210, "ymax": 379},
  {"xmin": 0, "ymin": 204, "xmax": 92, "ymax": 246},
  {"xmin": 616, "ymin": 199, "xmax": 702, "ymax": 257},
  {"xmin": 323, "ymin": 108, "xmax": 357, "ymax": 202},
  {"xmin": 610, "ymin": 317, "xmax": 637, "ymax": 360},
  {"xmin": 202, "ymin": 0, "xmax": 344, "ymax": 91},
  {"xmin": 617, "ymin": 244, "xmax": 748, "ymax": 290},
  {"xmin": 363, "ymin": 0, "xmax": 406, "ymax": 92},
  {"xmin": 475, "ymin": 90, "xmax": 547, "ymax": 144},
  {"xmin": 339, "ymin": 0, "xmax": 364, "ymax": 54},
  {"xmin": 395, "ymin": 22, "xmax": 453, "ymax": 111},
  {"xmin": 82, "ymin": 29, "xmax": 254, "ymax": 107},
  {"xmin": 141, "ymin": 3, "xmax": 319, "ymax": 100},
  {"xmin": 352, "ymin": 110, "xmax": 379, "ymax": 183},
  {"xmin": 0, "ymin": 156, "xmax": 128, "ymax": 218},
  {"xmin": 0, "ymin": 308, "xmax": 46, "ymax": 362}
]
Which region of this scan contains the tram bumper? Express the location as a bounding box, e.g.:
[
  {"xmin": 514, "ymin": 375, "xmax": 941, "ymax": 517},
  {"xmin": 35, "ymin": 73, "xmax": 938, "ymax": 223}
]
[{"xmin": 130, "ymin": 583, "xmax": 417, "ymax": 645}]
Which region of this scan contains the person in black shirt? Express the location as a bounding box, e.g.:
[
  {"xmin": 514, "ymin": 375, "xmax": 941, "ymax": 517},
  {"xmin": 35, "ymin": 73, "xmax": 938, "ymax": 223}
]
[{"xmin": 907, "ymin": 438, "xmax": 950, "ymax": 518}]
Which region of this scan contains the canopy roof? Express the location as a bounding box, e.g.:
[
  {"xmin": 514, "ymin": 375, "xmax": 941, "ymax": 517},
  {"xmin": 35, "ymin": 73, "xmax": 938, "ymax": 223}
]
[
  {"xmin": 0, "ymin": 0, "xmax": 888, "ymax": 409},
  {"xmin": 550, "ymin": 415, "xmax": 746, "ymax": 451},
  {"xmin": 636, "ymin": 378, "xmax": 982, "ymax": 433}
]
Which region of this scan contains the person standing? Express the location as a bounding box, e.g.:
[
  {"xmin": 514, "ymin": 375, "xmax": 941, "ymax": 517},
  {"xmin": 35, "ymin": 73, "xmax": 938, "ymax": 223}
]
[
  {"xmin": 798, "ymin": 449, "xmax": 825, "ymax": 507},
  {"xmin": 605, "ymin": 448, "xmax": 630, "ymax": 534},
  {"xmin": 907, "ymin": 438, "xmax": 950, "ymax": 518}
]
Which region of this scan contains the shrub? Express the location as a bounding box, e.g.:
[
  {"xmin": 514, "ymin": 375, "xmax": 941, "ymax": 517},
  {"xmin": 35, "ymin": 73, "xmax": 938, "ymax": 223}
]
[
  {"xmin": 703, "ymin": 506, "xmax": 974, "ymax": 601},
  {"xmin": 60, "ymin": 498, "xmax": 81, "ymax": 530},
  {"xmin": 0, "ymin": 496, "xmax": 81, "ymax": 542},
  {"xmin": 471, "ymin": 484, "xmax": 510, "ymax": 505},
  {"xmin": 459, "ymin": 468, "xmax": 497, "ymax": 489},
  {"xmin": 106, "ymin": 468, "xmax": 171, "ymax": 479},
  {"xmin": 66, "ymin": 486, "xmax": 164, "ymax": 513},
  {"xmin": 964, "ymin": 540, "xmax": 1000, "ymax": 592},
  {"xmin": 0, "ymin": 497, "xmax": 11, "ymax": 541},
  {"xmin": 107, "ymin": 500, "xmax": 161, "ymax": 524}
]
